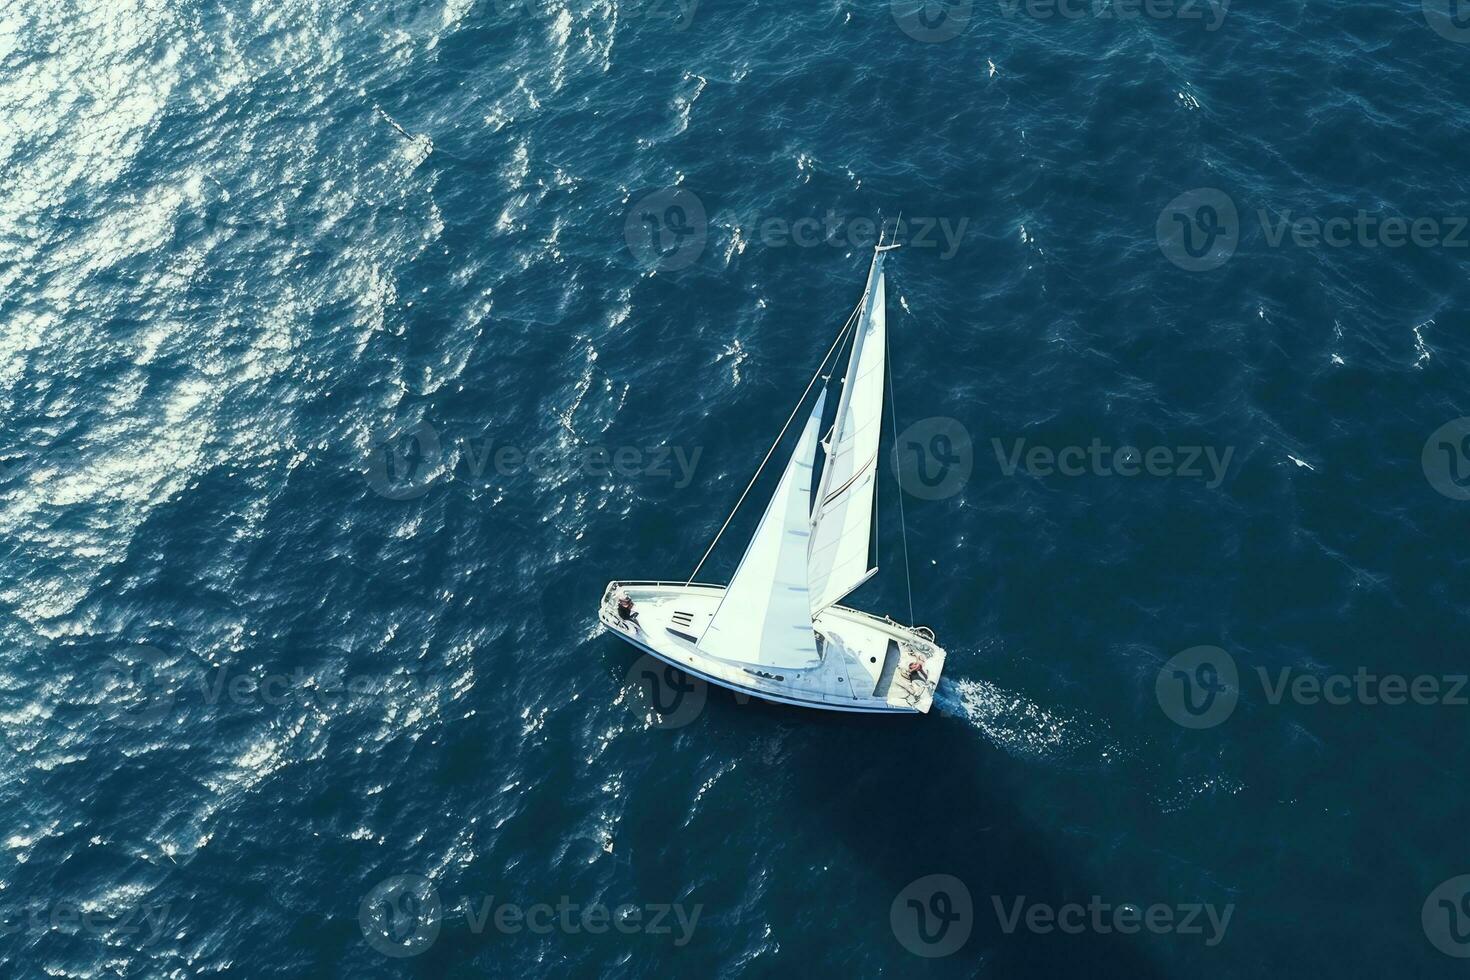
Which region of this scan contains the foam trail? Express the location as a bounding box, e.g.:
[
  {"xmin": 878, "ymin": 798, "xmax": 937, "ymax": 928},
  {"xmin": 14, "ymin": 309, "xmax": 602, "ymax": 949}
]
[
  {"xmin": 936, "ymin": 677, "xmax": 1125, "ymax": 769},
  {"xmin": 936, "ymin": 676, "xmax": 1247, "ymax": 812}
]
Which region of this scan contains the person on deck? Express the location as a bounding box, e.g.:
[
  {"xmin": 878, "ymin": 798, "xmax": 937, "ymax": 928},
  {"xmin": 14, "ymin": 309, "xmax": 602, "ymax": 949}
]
[{"xmin": 616, "ymin": 592, "xmax": 638, "ymax": 624}]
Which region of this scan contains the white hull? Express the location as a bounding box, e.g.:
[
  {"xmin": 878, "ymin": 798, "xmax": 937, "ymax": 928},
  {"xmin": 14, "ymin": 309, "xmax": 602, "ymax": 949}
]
[{"xmin": 599, "ymin": 581, "xmax": 945, "ymax": 714}]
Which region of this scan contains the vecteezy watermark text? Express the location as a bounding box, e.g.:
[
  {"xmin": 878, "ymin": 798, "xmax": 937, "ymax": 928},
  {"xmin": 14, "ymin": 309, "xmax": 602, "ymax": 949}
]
[
  {"xmin": 889, "ymin": 875, "xmax": 1231, "ymax": 958},
  {"xmin": 0, "ymin": 900, "xmax": 172, "ymax": 944},
  {"xmin": 1257, "ymin": 668, "xmax": 1469, "ymax": 707},
  {"xmin": 93, "ymin": 646, "xmax": 446, "ymax": 729},
  {"xmin": 494, "ymin": 0, "xmax": 698, "ymax": 30},
  {"xmin": 183, "ymin": 203, "xmax": 418, "ymax": 252},
  {"xmin": 191, "ymin": 667, "xmax": 443, "ymax": 711},
  {"xmin": 1159, "ymin": 188, "xmax": 1469, "ymax": 272},
  {"xmin": 1257, "ymin": 211, "xmax": 1470, "ymax": 251},
  {"xmin": 1156, "ymin": 646, "xmax": 1470, "ymax": 729},
  {"xmin": 891, "ymin": 0, "xmax": 1228, "ymax": 42},
  {"xmin": 887, "ymin": 419, "xmax": 1236, "ymax": 500},
  {"xmin": 358, "ymin": 875, "xmax": 700, "ymax": 958},
  {"xmin": 992, "ymin": 895, "xmax": 1234, "ymax": 946},
  {"xmin": 363, "ymin": 421, "xmax": 702, "ymax": 500},
  {"xmin": 992, "ymin": 438, "xmax": 1234, "ymax": 488},
  {"xmin": 458, "ymin": 896, "xmax": 699, "ymax": 944},
  {"xmin": 998, "ymin": 0, "xmax": 1230, "ymax": 30},
  {"xmin": 624, "ymin": 188, "xmax": 971, "ymax": 271},
  {"xmin": 379, "ymin": 0, "xmax": 699, "ymax": 36}
]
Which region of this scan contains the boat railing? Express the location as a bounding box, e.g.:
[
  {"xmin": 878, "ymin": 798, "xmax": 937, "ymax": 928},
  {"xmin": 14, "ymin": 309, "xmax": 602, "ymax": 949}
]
[
  {"xmin": 607, "ymin": 580, "xmax": 725, "ymax": 590},
  {"xmin": 602, "ymin": 580, "xmax": 725, "ymax": 610}
]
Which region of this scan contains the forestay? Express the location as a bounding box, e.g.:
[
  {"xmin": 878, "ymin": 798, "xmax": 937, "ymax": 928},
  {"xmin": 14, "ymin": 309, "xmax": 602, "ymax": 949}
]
[{"xmin": 699, "ymin": 391, "xmax": 828, "ymax": 669}]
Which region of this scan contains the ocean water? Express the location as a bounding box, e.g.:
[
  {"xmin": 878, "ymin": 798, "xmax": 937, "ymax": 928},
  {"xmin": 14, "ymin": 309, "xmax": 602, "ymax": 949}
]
[{"xmin": 3, "ymin": 0, "xmax": 1470, "ymax": 975}]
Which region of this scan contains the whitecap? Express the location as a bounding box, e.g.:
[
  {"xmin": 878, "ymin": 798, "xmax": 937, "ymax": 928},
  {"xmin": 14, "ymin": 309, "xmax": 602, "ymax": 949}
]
[{"xmin": 1413, "ymin": 318, "xmax": 1433, "ymax": 367}]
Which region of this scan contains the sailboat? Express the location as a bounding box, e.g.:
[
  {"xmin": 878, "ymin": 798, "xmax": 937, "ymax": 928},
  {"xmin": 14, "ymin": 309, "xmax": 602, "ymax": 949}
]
[{"xmin": 598, "ymin": 232, "xmax": 947, "ymax": 714}]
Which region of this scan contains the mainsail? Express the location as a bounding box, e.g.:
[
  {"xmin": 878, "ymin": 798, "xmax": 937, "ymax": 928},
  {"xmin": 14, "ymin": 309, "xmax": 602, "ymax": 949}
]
[
  {"xmin": 807, "ymin": 249, "xmax": 889, "ymax": 614},
  {"xmin": 699, "ymin": 391, "xmax": 828, "ymax": 669}
]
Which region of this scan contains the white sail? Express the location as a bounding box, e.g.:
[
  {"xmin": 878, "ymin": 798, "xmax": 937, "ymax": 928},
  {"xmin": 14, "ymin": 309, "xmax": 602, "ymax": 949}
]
[
  {"xmin": 808, "ymin": 251, "xmax": 888, "ymax": 614},
  {"xmin": 699, "ymin": 390, "xmax": 827, "ymax": 669}
]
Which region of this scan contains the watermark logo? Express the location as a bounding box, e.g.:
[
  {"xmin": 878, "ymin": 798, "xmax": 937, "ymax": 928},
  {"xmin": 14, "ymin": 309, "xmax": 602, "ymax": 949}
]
[
  {"xmin": 1156, "ymin": 646, "xmax": 1239, "ymax": 729},
  {"xmin": 1423, "ymin": 419, "xmax": 1470, "ymax": 501},
  {"xmin": 992, "ymin": 439, "xmax": 1233, "ymax": 488},
  {"xmin": 998, "ymin": 0, "xmax": 1230, "ymax": 30},
  {"xmin": 891, "ymin": 0, "xmax": 973, "ymax": 42},
  {"xmin": 625, "ymin": 188, "xmax": 708, "ymax": 272},
  {"xmin": 459, "ymin": 896, "xmax": 700, "ymax": 944},
  {"xmin": 1157, "ymin": 188, "xmax": 1240, "ymax": 272},
  {"xmin": 1424, "ymin": 0, "xmax": 1470, "ymax": 42},
  {"xmin": 359, "ymin": 877, "xmax": 701, "ymax": 956},
  {"xmin": 1424, "ymin": 875, "xmax": 1470, "ymax": 957},
  {"xmin": 90, "ymin": 654, "xmax": 447, "ymax": 730},
  {"xmin": 1160, "ymin": 649, "xmax": 1470, "ymax": 725},
  {"xmin": 359, "ymin": 875, "xmax": 442, "ymax": 959},
  {"xmin": 621, "ymin": 0, "xmax": 700, "ymax": 30},
  {"xmin": 993, "ymin": 895, "xmax": 1233, "ymax": 945},
  {"xmin": 892, "ymin": 425, "xmax": 1232, "ymax": 496},
  {"xmin": 379, "ymin": 0, "xmax": 445, "ymax": 38},
  {"xmin": 495, "ymin": 0, "xmax": 698, "ymax": 30},
  {"xmin": 622, "ymin": 654, "xmax": 708, "ymax": 729},
  {"xmin": 891, "ymin": 874, "xmax": 972, "ymax": 957},
  {"xmin": 0, "ymin": 900, "xmax": 173, "ymax": 944},
  {"xmin": 625, "ymin": 199, "xmax": 972, "ymax": 267},
  {"xmin": 717, "ymin": 212, "xmax": 968, "ymax": 259},
  {"xmin": 364, "ymin": 420, "xmax": 443, "ymax": 501},
  {"xmin": 361, "ymin": 422, "xmax": 703, "ymax": 500},
  {"xmin": 94, "ymin": 646, "xmax": 177, "ymax": 729},
  {"xmin": 184, "ymin": 202, "xmax": 418, "ymax": 252},
  {"xmin": 1161, "ymin": 188, "xmax": 1469, "ymax": 271},
  {"xmin": 632, "ymin": 0, "xmax": 700, "ymax": 30},
  {"xmin": 892, "ymin": 417, "xmax": 974, "ymax": 501}
]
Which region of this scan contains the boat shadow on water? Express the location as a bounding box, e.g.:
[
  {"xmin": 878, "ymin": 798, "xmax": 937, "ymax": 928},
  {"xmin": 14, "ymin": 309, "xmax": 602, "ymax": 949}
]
[{"xmin": 774, "ymin": 699, "xmax": 1172, "ymax": 979}]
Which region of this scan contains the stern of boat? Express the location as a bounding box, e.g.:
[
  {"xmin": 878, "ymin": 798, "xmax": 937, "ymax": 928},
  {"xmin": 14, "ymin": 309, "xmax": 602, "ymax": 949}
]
[
  {"xmin": 889, "ymin": 629, "xmax": 945, "ymax": 714},
  {"xmin": 822, "ymin": 607, "xmax": 945, "ymax": 714}
]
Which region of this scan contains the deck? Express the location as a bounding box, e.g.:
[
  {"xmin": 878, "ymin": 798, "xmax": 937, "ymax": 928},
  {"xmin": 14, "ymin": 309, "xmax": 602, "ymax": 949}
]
[{"xmin": 598, "ymin": 581, "xmax": 945, "ymax": 714}]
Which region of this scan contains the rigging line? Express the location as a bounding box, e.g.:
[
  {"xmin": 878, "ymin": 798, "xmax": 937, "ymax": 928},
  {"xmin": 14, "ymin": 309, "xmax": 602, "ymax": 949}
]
[
  {"xmin": 873, "ymin": 391, "xmax": 880, "ymax": 576},
  {"xmin": 885, "ymin": 307, "xmax": 915, "ymax": 625},
  {"xmin": 685, "ymin": 294, "xmax": 866, "ymax": 586},
  {"xmin": 820, "ymin": 293, "xmax": 862, "ymax": 448}
]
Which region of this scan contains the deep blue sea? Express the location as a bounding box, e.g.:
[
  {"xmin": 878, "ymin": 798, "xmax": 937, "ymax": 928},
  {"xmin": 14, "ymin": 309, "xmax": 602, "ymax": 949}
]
[{"xmin": 4, "ymin": 0, "xmax": 1470, "ymax": 975}]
